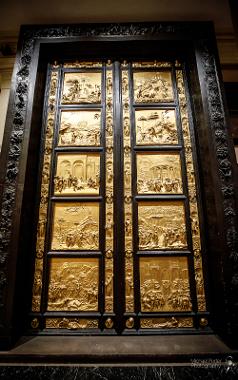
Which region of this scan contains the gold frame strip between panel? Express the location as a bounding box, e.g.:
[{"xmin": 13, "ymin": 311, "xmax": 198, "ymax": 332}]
[
  {"xmin": 122, "ymin": 68, "xmax": 134, "ymax": 313},
  {"xmin": 176, "ymin": 70, "xmax": 206, "ymax": 312},
  {"xmin": 63, "ymin": 62, "xmax": 102, "ymax": 68},
  {"xmin": 132, "ymin": 61, "xmax": 172, "ymax": 68},
  {"xmin": 31, "ymin": 69, "xmax": 59, "ymax": 312},
  {"xmin": 105, "ymin": 65, "xmax": 114, "ymax": 313}
]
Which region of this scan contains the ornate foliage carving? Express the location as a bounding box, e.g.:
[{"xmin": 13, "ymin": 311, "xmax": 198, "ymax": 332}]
[{"xmin": 198, "ymin": 40, "xmax": 238, "ymax": 331}]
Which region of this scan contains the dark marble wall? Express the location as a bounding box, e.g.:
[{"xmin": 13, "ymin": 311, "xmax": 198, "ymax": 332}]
[{"xmin": 0, "ymin": 365, "xmax": 238, "ymax": 380}]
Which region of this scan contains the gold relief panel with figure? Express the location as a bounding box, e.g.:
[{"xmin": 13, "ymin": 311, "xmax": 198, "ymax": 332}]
[
  {"xmin": 58, "ymin": 110, "xmax": 101, "ymax": 146},
  {"xmin": 135, "ymin": 109, "xmax": 178, "ymax": 145},
  {"xmin": 137, "ymin": 152, "xmax": 183, "ymax": 194},
  {"xmin": 51, "ymin": 202, "xmax": 99, "ymax": 251},
  {"xmin": 140, "ymin": 257, "xmax": 192, "ymax": 312},
  {"xmin": 46, "ymin": 318, "xmax": 98, "ymax": 329},
  {"xmin": 47, "ymin": 258, "xmax": 99, "ymax": 311},
  {"xmin": 140, "ymin": 317, "xmax": 193, "ymax": 329},
  {"xmin": 133, "ymin": 71, "xmax": 173, "ymax": 103},
  {"xmin": 54, "ymin": 153, "xmax": 100, "ymax": 195},
  {"xmin": 138, "ymin": 201, "xmax": 187, "ymax": 250},
  {"xmin": 62, "ymin": 72, "xmax": 101, "ymax": 104}
]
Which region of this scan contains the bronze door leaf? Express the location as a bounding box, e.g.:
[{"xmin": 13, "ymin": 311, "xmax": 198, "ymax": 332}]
[{"xmin": 31, "ymin": 60, "xmax": 207, "ymax": 333}]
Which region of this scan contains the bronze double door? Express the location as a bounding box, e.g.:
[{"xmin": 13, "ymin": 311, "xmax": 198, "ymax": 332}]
[{"xmin": 30, "ymin": 59, "xmax": 208, "ymax": 334}]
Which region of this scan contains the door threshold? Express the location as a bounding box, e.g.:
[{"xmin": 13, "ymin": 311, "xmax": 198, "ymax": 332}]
[{"xmin": 0, "ymin": 334, "xmax": 236, "ymax": 364}]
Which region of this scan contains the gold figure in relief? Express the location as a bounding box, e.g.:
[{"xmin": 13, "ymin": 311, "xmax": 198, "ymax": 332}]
[
  {"xmin": 63, "ymin": 62, "xmax": 102, "ymax": 68},
  {"xmin": 46, "ymin": 318, "xmax": 98, "ymax": 329},
  {"xmin": 105, "ymin": 262, "xmax": 113, "ymax": 311},
  {"xmin": 47, "ymin": 258, "xmax": 98, "ymax": 311},
  {"xmin": 137, "ymin": 153, "xmax": 182, "ymax": 194},
  {"xmin": 54, "ymin": 153, "xmax": 100, "ymax": 195},
  {"xmin": 138, "ymin": 201, "xmax": 187, "ymax": 250},
  {"xmin": 133, "ymin": 71, "xmax": 173, "ymax": 103},
  {"xmin": 62, "ymin": 72, "xmax": 101, "ymax": 103},
  {"xmin": 104, "ymin": 68, "xmax": 114, "ymax": 312},
  {"xmin": 132, "ymin": 61, "xmax": 172, "ymax": 68},
  {"xmin": 59, "ymin": 110, "xmax": 101, "ymax": 146},
  {"xmin": 140, "ymin": 317, "xmax": 193, "ymax": 329},
  {"xmin": 140, "ymin": 257, "xmax": 192, "ymax": 312},
  {"xmin": 122, "ymin": 69, "xmax": 134, "ymax": 312},
  {"xmin": 135, "ymin": 109, "xmax": 178, "ymax": 145},
  {"xmin": 51, "ymin": 203, "xmax": 99, "ymax": 250},
  {"xmin": 125, "ymin": 258, "xmax": 134, "ymax": 310}
]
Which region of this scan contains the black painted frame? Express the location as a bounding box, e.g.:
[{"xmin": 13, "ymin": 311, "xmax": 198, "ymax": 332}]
[{"xmin": 0, "ymin": 22, "xmax": 238, "ymax": 351}]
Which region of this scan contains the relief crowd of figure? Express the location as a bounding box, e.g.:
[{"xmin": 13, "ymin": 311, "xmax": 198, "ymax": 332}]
[
  {"xmin": 62, "ymin": 75, "xmax": 101, "ymax": 103},
  {"xmin": 53, "ymin": 214, "xmax": 99, "ymax": 250},
  {"xmin": 137, "ymin": 176, "xmax": 182, "ymax": 194},
  {"xmin": 134, "ymin": 73, "xmax": 173, "ymax": 103},
  {"xmin": 48, "ymin": 262, "xmax": 98, "ymax": 311},
  {"xmin": 136, "ymin": 110, "xmax": 177, "ymax": 145},
  {"xmin": 59, "ymin": 122, "xmax": 100, "ymax": 146},
  {"xmin": 54, "ymin": 173, "xmax": 99, "ymax": 194},
  {"xmin": 139, "ymin": 221, "xmax": 186, "ymax": 249},
  {"xmin": 141, "ymin": 277, "xmax": 191, "ymax": 312}
]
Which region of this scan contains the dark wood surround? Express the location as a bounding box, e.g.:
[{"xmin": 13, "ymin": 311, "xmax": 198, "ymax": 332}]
[{"xmin": 0, "ymin": 22, "xmax": 238, "ymax": 357}]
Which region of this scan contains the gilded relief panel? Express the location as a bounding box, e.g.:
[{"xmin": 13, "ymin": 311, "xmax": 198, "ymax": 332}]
[
  {"xmin": 135, "ymin": 109, "xmax": 178, "ymax": 145},
  {"xmin": 133, "ymin": 71, "xmax": 173, "ymax": 103},
  {"xmin": 47, "ymin": 258, "xmax": 99, "ymax": 311},
  {"xmin": 54, "ymin": 153, "xmax": 100, "ymax": 195},
  {"xmin": 140, "ymin": 257, "xmax": 192, "ymax": 312},
  {"xmin": 46, "ymin": 318, "xmax": 98, "ymax": 329},
  {"xmin": 138, "ymin": 201, "xmax": 187, "ymax": 250},
  {"xmin": 59, "ymin": 110, "xmax": 101, "ymax": 146},
  {"xmin": 51, "ymin": 202, "xmax": 99, "ymax": 250},
  {"xmin": 137, "ymin": 152, "xmax": 183, "ymax": 194},
  {"xmin": 140, "ymin": 317, "xmax": 193, "ymax": 329},
  {"xmin": 62, "ymin": 72, "xmax": 101, "ymax": 103}
]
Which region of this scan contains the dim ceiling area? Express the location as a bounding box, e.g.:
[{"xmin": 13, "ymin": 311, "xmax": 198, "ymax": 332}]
[
  {"xmin": 0, "ymin": 0, "xmax": 234, "ymax": 33},
  {"xmin": 0, "ymin": 0, "xmax": 238, "ymax": 82}
]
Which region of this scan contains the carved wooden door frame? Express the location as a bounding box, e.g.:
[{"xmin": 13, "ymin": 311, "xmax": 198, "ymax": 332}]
[{"xmin": 0, "ymin": 22, "xmax": 238, "ymax": 351}]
